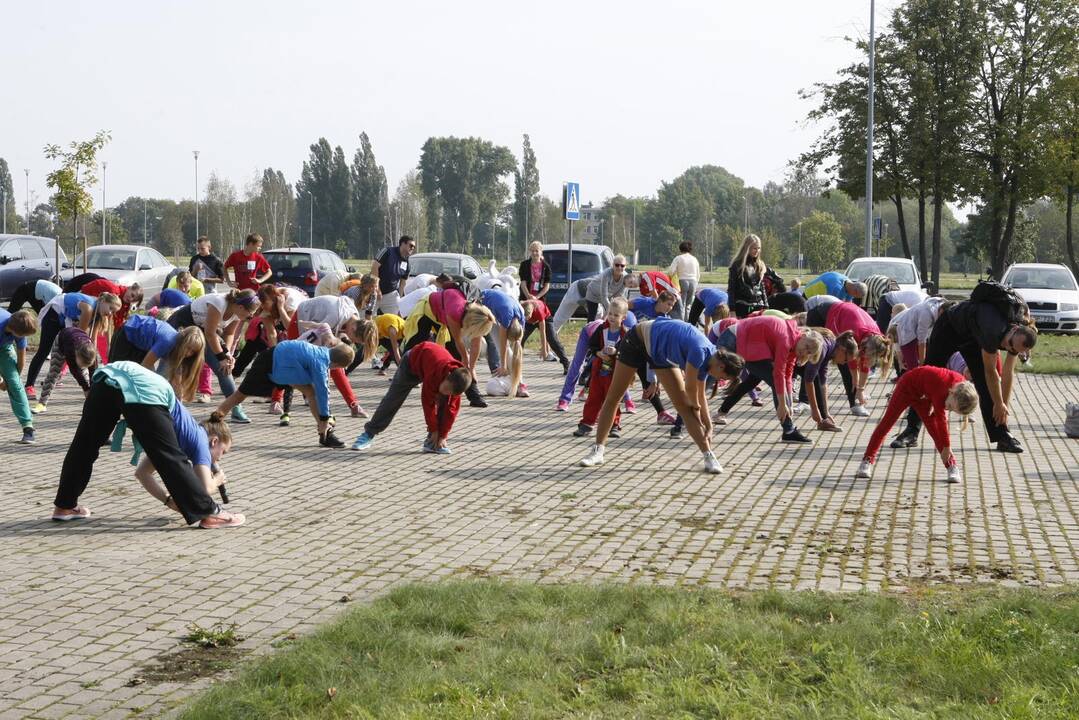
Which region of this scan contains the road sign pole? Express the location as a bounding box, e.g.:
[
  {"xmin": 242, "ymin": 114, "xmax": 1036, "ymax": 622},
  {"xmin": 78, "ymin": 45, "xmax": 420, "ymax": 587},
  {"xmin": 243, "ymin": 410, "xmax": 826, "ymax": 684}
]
[{"xmin": 567, "ymin": 217, "xmax": 573, "ymax": 288}]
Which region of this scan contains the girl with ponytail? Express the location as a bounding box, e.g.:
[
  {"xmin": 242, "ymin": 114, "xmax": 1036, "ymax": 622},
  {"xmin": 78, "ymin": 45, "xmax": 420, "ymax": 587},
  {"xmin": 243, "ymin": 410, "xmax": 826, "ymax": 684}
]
[{"xmin": 478, "ymin": 289, "xmax": 527, "ymax": 398}]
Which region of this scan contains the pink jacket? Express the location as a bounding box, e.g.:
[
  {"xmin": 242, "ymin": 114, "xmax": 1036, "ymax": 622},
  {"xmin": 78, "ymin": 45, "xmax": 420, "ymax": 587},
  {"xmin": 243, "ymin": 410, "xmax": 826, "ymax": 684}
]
[
  {"xmin": 735, "ymin": 315, "xmax": 800, "ymax": 394},
  {"xmin": 825, "ymin": 301, "xmax": 882, "ymax": 372}
]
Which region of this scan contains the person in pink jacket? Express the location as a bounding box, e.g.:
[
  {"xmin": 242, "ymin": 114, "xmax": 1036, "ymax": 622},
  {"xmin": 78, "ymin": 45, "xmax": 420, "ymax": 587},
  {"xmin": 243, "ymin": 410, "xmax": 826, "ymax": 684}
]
[
  {"xmin": 713, "ymin": 315, "xmax": 824, "ymax": 443},
  {"xmin": 806, "ymin": 297, "xmax": 894, "ymax": 417}
]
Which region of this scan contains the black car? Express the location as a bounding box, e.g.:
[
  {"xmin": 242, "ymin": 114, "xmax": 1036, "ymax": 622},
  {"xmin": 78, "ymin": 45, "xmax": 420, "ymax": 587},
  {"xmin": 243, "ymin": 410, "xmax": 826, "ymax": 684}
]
[
  {"xmin": 0, "ymin": 235, "xmax": 68, "ymax": 301},
  {"xmin": 264, "ymin": 248, "xmax": 353, "ymax": 296}
]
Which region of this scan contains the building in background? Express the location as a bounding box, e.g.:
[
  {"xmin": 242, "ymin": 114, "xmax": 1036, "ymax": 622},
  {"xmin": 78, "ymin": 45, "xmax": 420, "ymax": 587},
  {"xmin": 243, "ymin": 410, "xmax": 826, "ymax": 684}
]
[{"xmin": 579, "ymin": 203, "xmax": 603, "ymax": 244}]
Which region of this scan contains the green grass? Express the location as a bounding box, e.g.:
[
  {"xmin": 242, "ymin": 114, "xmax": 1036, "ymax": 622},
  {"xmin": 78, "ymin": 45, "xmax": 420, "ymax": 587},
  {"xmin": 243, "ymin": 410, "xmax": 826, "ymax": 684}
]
[
  {"xmin": 180, "ymin": 581, "xmax": 1079, "ymax": 719},
  {"xmin": 1018, "ymin": 333, "xmax": 1079, "ymax": 375}
]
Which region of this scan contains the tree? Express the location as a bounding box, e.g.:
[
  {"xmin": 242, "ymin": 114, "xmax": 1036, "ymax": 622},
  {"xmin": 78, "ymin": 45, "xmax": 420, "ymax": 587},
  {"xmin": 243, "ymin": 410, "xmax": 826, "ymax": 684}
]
[
  {"xmin": 800, "ymin": 210, "xmax": 845, "ymax": 271},
  {"xmin": 44, "ymin": 130, "xmax": 111, "ymax": 272},
  {"xmin": 512, "ymin": 134, "xmax": 540, "ymax": 247},
  {"xmin": 259, "ymin": 168, "xmax": 293, "ymax": 249},
  {"xmin": 390, "ymin": 171, "xmax": 428, "ymax": 251},
  {"xmin": 350, "ymin": 132, "xmax": 388, "ymax": 258},
  {"xmin": 295, "ymin": 138, "xmax": 352, "ymax": 250},
  {"xmin": 967, "ymin": 0, "xmax": 1079, "ymax": 277},
  {"xmin": 0, "ymin": 158, "xmax": 23, "ymax": 233},
  {"xmin": 1044, "ymin": 60, "xmax": 1079, "ymax": 276},
  {"xmin": 418, "ymin": 137, "xmax": 516, "ymax": 253}
]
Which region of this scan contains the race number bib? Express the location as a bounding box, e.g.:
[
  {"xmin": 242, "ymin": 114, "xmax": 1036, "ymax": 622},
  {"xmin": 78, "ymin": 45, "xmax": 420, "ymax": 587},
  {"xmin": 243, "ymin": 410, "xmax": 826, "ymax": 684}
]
[
  {"xmin": 246, "ymin": 260, "xmax": 256, "ymax": 271},
  {"xmin": 398, "ymin": 261, "xmax": 408, "ymax": 273}
]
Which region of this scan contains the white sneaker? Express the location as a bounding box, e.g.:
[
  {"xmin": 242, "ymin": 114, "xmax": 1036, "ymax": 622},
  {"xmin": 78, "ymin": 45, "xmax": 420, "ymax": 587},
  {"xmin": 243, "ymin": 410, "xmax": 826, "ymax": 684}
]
[
  {"xmin": 545, "ymin": 351, "xmax": 559, "ymax": 362},
  {"xmin": 702, "ymin": 451, "xmax": 723, "ymax": 474},
  {"xmin": 579, "ymin": 444, "xmax": 605, "ymax": 467},
  {"xmin": 946, "ymin": 465, "xmax": 962, "ymax": 484},
  {"xmin": 712, "ymin": 411, "xmax": 728, "ymax": 425},
  {"xmin": 851, "ymin": 404, "xmax": 870, "ymax": 417},
  {"xmin": 792, "ymin": 402, "xmax": 811, "ymax": 415},
  {"xmin": 855, "ymin": 460, "xmax": 873, "ymax": 479}
]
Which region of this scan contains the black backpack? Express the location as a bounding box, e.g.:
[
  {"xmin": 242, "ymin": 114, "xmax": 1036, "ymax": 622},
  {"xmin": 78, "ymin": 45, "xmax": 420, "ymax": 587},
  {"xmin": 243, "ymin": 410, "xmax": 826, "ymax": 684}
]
[{"xmin": 969, "ymin": 280, "xmax": 1030, "ymax": 325}]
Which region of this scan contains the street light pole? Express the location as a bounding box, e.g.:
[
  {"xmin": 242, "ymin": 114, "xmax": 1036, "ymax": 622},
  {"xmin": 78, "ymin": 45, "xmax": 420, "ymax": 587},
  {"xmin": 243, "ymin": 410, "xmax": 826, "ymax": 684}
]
[
  {"xmin": 797, "ymin": 222, "xmax": 803, "ymax": 271},
  {"xmin": 24, "ymin": 169, "xmax": 30, "ymax": 235},
  {"xmin": 865, "ymin": 0, "xmax": 876, "ymax": 257},
  {"xmin": 143, "ymin": 200, "xmax": 148, "ymax": 246},
  {"xmin": 193, "ymin": 151, "xmax": 200, "ymax": 241},
  {"xmin": 101, "ymin": 161, "xmax": 107, "ymax": 244}
]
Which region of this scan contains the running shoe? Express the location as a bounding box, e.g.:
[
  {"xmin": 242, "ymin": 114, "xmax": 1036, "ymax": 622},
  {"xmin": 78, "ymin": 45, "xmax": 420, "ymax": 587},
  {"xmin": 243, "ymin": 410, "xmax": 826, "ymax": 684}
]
[
  {"xmin": 469, "ymin": 398, "xmax": 488, "ymax": 408},
  {"xmin": 320, "ymin": 430, "xmax": 345, "ymax": 448},
  {"xmin": 279, "ymin": 413, "xmax": 290, "ymax": 427},
  {"xmin": 422, "ymin": 439, "xmax": 452, "ymax": 454},
  {"xmin": 31, "ymin": 403, "xmax": 46, "ymax": 415},
  {"xmin": 850, "ymin": 405, "xmax": 870, "ymax": 417},
  {"xmin": 946, "ymin": 465, "xmax": 962, "ymax": 484},
  {"xmin": 608, "ymin": 426, "xmax": 621, "ymax": 439},
  {"xmin": 196, "ymin": 393, "xmax": 211, "ymax": 404},
  {"xmin": 782, "ymin": 429, "xmax": 811, "ymax": 443},
  {"xmin": 24, "ymin": 386, "xmax": 36, "ymax": 399},
  {"xmin": 350, "ymin": 402, "xmax": 368, "ymax": 419},
  {"xmin": 516, "ymin": 384, "xmax": 530, "ymax": 398},
  {"xmin": 545, "ymin": 351, "xmax": 559, "ymax": 362},
  {"xmin": 579, "ymin": 444, "xmax": 605, "ymax": 467},
  {"xmin": 573, "ymin": 423, "xmax": 593, "ymax": 437},
  {"xmin": 792, "ymin": 402, "xmax": 811, "ymax": 415},
  {"xmin": 624, "ymin": 399, "xmax": 638, "ymax": 414},
  {"xmin": 702, "ymin": 451, "xmax": 723, "ymax": 474},
  {"xmin": 889, "ymin": 431, "xmax": 917, "ymax": 449},
  {"xmin": 556, "ymin": 400, "xmax": 570, "ymax": 412},
  {"xmin": 351, "ymin": 432, "xmax": 373, "ymax": 451},
  {"xmin": 268, "ymin": 401, "xmax": 283, "ymax": 416},
  {"xmin": 669, "ymin": 426, "xmax": 685, "ymax": 439},
  {"xmin": 230, "ymin": 405, "xmax": 251, "ymax": 424},
  {"xmin": 855, "ymin": 460, "xmax": 873, "ymax": 479},
  {"xmin": 52, "ymin": 505, "xmax": 91, "ymax": 521},
  {"xmin": 713, "ymin": 411, "xmax": 728, "ymax": 425},
  {"xmin": 577, "ymin": 388, "xmax": 587, "ymax": 401},
  {"xmin": 657, "ymin": 410, "xmax": 677, "ymax": 425},
  {"xmin": 199, "ymin": 510, "xmax": 246, "ymax": 529},
  {"xmin": 20, "ymin": 427, "xmax": 36, "ymax": 445},
  {"xmin": 751, "ymin": 397, "xmax": 765, "ymax": 407}
]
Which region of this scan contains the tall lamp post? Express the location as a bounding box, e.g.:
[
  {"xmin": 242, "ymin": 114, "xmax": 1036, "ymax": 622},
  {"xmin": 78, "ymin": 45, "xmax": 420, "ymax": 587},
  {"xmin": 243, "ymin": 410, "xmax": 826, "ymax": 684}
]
[
  {"xmin": 193, "ymin": 150, "xmax": 200, "ymax": 241},
  {"xmin": 864, "ymin": 0, "xmax": 876, "ymax": 256},
  {"xmin": 24, "ymin": 169, "xmax": 30, "ymax": 235}
]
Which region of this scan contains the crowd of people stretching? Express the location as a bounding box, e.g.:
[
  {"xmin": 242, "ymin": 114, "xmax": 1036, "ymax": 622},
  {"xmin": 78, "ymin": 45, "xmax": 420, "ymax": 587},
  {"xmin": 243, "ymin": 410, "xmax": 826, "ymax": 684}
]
[{"xmin": 0, "ymin": 231, "xmax": 1038, "ymax": 529}]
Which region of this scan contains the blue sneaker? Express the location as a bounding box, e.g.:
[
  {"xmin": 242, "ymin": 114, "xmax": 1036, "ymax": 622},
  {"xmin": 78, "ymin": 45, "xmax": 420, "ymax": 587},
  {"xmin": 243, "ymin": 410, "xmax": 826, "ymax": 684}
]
[
  {"xmin": 423, "ymin": 440, "xmax": 451, "ymax": 455},
  {"xmin": 230, "ymin": 405, "xmax": 251, "ymax": 424},
  {"xmin": 351, "ymin": 432, "xmax": 373, "ymax": 451}
]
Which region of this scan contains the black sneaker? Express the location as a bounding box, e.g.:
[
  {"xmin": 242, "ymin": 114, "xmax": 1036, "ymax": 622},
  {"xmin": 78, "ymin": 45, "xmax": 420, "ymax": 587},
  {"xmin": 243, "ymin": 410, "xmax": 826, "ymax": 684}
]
[
  {"xmin": 889, "ymin": 431, "xmax": 918, "ymax": 449},
  {"xmin": 609, "ymin": 426, "xmax": 621, "ymax": 439},
  {"xmin": 782, "ymin": 429, "xmax": 811, "ymax": 443},
  {"xmin": 320, "ymin": 430, "xmax": 345, "ymax": 448},
  {"xmin": 20, "ymin": 427, "xmax": 36, "ymax": 445},
  {"xmin": 573, "ymin": 422, "xmax": 593, "ymax": 437},
  {"xmin": 995, "ymin": 434, "xmax": 1024, "ymax": 453},
  {"xmin": 469, "ymin": 398, "xmax": 488, "ymax": 408},
  {"xmin": 669, "ymin": 426, "xmax": 685, "ymax": 439}
]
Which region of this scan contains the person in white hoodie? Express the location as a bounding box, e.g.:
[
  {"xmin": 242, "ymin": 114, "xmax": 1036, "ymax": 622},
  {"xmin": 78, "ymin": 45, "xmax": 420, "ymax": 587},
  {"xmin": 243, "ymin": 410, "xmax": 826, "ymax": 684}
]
[{"xmin": 668, "ymin": 241, "xmax": 701, "ymax": 320}]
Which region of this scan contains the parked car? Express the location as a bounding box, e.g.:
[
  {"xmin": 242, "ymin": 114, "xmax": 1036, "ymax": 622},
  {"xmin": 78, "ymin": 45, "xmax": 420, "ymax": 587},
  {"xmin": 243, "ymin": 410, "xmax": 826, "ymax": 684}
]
[
  {"xmin": 1001, "ymin": 263, "xmax": 1079, "ymax": 334},
  {"xmin": 541, "ymin": 243, "xmax": 615, "ymax": 311},
  {"xmin": 0, "ymin": 234, "xmax": 68, "ymax": 301},
  {"xmin": 407, "ymin": 252, "xmax": 483, "ymax": 282},
  {"xmin": 844, "ymin": 256, "xmax": 925, "ymax": 293},
  {"xmin": 264, "ymin": 247, "xmax": 353, "ymax": 297},
  {"xmin": 59, "ymin": 244, "xmax": 175, "ymax": 296}
]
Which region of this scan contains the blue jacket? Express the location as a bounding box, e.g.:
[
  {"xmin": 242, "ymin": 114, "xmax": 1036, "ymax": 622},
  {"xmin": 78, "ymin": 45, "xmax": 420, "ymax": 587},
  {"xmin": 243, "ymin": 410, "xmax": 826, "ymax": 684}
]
[{"xmin": 269, "ymin": 341, "xmax": 333, "ymax": 418}]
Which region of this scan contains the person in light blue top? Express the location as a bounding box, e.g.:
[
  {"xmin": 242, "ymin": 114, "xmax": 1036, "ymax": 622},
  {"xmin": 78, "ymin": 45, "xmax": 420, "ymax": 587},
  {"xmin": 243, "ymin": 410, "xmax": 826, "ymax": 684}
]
[
  {"xmin": 687, "ymin": 288, "xmax": 730, "ymax": 334},
  {"xmin": 52, "ymin": 361, "xmax": 244, "ymax": 527},
  {"xmin": 213, "ymin": 339, "xmax": 356, "ymax": 448},
  {"xmin": 478, "ymin": 289, "xmax": 528, "ymax": 394},
  {"xmin": 578, "ymin": 318, "xmax": 746, "ymax": 475},
  {"xmin": 7, "ymin": 278, "xmax": 62, "ymax": 314},
  {"xmin": 149, "ymin": 288, "xmax": 192, "ymax": 309},
  {"xmin": 629, "ymin": 291, "xmax": 677, "ymax": 321},
  {"xmin": 802, "ymin": 271, "xmax": 866, "ymax": 303}
]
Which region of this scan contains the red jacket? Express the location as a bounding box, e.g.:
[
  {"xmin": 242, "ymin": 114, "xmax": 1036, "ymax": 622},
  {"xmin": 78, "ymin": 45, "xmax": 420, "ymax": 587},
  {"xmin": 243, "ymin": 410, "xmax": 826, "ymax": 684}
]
[
  {"xmin": 825, "ymin": 301, "xmax": 882, "ymax": 373},
  {"xmin": 735, "ymin": 315, "xmax": 800, "ymax": 394},
  {"xmin": 893, "ymin": 365, "xmax": 964, "ymax": 450},
  {"xmin": 408, "ymin": 341, "xmax": 464, "ymax": 438},
  {"xmin": 639, "ymin": 270, "xmax": 677, "ymax": 298},
  {"xmin": 80, "ymin": 278, "xmax": 131, "ymax": 326}
]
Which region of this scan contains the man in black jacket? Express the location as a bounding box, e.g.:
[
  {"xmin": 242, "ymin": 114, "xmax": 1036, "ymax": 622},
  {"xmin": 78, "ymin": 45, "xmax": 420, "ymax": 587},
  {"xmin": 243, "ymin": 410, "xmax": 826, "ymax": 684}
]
[{"xmin": 189, "ymin": 236, "xmax": 225, "ymax": 293}]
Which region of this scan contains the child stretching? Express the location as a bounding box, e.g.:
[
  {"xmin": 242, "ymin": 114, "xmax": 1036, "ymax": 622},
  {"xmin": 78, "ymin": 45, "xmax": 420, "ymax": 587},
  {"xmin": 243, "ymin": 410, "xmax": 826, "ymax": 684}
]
[
  {"xmin": 214, "ymin": 339, "xmax": 356, "ymax": 448},
  {"xmin": 135, "ymin": 413, "xmax": 234, "ymax": 518},
  {"xmin": 0, "ymin": 309, "xmax": 38, "ymax": 444},
  {"xmin": 557, "ymin": 297, "xmax": 637, "ymax": 413},
  {"xmin": 573, "ymin": 300, "xmax": 632, "ymax": 438},
  {"xmin": 33, "ymin": 327, "xmax": 100, "ymax": 412},
  {"xmin": 350, "ymin": 341, "xmax": 473, "ymax": 454},
  {"xmin": 856, "ymin": 365, "xmax": 979, "ymax": 483}
]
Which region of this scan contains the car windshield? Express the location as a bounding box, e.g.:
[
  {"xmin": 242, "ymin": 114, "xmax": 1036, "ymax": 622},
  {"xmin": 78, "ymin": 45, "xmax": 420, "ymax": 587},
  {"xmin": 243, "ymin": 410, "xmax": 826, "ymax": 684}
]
[
  {"xmin": 546, "ymin": 251, "xmax": 600, "ymax": 275},
  {"xmin": 74, "ymin": 248, "xmax": 137, "ymax": 271},
  {"xmin": 411, "ymin": 256, "xmax": 460, "ymax": 276},
  {"xmin": 1005, "ymin": 268, "xmax": 1078, "ymax": 291},
  {"xmin": 847, "ymin": 261, "xmax": 916, "ymax": 284},
  {"xmin": 266, "ymin": 253, "xmax": 313, "ymax": 271}
]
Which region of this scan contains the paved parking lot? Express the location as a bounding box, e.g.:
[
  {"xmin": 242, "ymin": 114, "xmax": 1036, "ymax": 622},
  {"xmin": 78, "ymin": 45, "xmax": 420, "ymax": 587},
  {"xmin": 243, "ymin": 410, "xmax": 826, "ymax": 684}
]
[{"xmin": 1, "ymin": 358, "xmax": 1077, "ymax": 718}]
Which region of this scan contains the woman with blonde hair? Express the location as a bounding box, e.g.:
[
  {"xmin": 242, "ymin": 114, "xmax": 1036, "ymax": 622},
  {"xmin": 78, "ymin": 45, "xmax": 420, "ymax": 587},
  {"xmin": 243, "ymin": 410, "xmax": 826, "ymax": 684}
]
[
  {"xmin": 168, "ymin": 288, "xmax": 261, "ymax": 423},
  {"xmin": 403, "ymin": 283, "xmax": 495, "ymax": 407},
  {"xmin": 135, "ymin": 414, "xmax": 234, "ymax": 515},
  {"xmin": 478, "ymin": 289, "xmax": 526, "ymax": 398},
  {"xmin": 727, "ymin": 234, "xmax": 769, "ymax": 318},
  {"xmin": 109, "ymin": 315, "xmax": 206, "ymax": 401}
]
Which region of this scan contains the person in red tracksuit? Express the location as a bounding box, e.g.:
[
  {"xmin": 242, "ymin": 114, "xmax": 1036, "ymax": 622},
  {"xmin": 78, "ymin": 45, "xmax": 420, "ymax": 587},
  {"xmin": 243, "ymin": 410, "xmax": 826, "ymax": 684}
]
[
  {"xmin": 77, "ymin": 278, "xmax": 143, "ymax": 329},
  {"xmin": 856, "ymin": 365, "xmax": 979, "ymax": 484},
  {"xmin": 573, "ymin": 315, "xmax": 627, "ymax": 438},
  {"xmin": 349, "ymin": 341, "xmax": 474, "ymax": 454}
]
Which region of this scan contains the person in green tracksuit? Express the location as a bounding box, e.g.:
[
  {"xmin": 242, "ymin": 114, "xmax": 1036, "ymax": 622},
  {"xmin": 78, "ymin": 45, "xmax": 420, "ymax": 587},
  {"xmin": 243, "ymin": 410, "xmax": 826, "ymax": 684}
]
[{"xmin": 0, "ymin": 309, "xmax": 38, "ymax": 445}]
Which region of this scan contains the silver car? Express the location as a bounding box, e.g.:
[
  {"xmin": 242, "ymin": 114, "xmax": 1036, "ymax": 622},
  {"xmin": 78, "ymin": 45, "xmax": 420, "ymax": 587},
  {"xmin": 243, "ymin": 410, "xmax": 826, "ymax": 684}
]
[{"xmin": 60, "ymin": 245, "xmax": 176, "ymax": 296}]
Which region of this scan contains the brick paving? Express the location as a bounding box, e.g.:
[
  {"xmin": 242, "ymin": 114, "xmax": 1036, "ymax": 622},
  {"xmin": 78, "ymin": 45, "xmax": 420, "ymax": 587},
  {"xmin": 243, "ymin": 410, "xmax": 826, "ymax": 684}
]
[{"xmin": 1, "ymin": 354, "xmax": 1077, "ymax": 718}]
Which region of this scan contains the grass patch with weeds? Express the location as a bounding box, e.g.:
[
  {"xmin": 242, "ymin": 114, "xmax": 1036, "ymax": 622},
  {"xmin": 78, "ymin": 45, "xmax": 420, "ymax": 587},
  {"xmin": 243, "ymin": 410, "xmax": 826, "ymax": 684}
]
[
  {"xmin": 185, "ymin": 623, "xmax": 242, "ymax": 649},
  {"xmin": 180, "ymin": 581, "xmax": 1079, "ymax": 719},
  {"xmin": 1018, "ymin": 333, "xmax": 1079, "ymax": 375}
]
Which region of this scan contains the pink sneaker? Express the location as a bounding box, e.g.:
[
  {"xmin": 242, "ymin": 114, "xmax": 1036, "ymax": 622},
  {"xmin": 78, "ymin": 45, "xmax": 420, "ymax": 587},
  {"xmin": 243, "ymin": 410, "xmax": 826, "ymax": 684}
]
[
  {"xmin": 624, "ymin": 399, "xmax": 638, "ymax": 414},
  {"xmin": 268, "ymin": 401, "xmax": 283, "ymax": 416},
  {"xmin": 657, "ymin": 410, "xmax": 677, "ymax": 425},
  {"xmin": 350, "ymin": 402, "xmax": 368, "ymax": 419},
  {"xmin": 556, "ymin": 400, "xmax": 569, "ymax": 412},
  {"xmin": 52, "ymin": 506, "xmax": 92, "ymax": 521},
  {"xmin": 199, "ymin": 510, "xmax": 246, "ymax": 529},
  {"xmin": 516, "ymin": 383, "xmax": 530, "ymax": 398}
]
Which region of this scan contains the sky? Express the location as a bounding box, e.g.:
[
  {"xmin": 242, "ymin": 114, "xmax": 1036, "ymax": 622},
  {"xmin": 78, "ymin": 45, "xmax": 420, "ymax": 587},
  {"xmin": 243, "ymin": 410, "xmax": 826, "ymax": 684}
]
[{"xmin": 2, "ymin": 0, "xmax": 901, "ymax": 214}]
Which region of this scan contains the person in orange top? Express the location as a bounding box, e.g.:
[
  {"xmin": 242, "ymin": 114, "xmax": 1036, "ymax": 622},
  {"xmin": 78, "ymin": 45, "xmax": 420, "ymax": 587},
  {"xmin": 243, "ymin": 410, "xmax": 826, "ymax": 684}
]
[
  {"xmin": 224, "ymin": 234, "xmax": 272, "ymax": 291},
  {"xmin": 350, "ymin": 341, "xmax": 473, "ymax": 454}
]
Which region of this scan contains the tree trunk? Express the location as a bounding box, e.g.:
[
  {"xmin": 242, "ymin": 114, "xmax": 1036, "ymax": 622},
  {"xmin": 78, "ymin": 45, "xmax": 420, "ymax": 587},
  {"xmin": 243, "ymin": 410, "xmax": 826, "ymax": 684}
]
[
  {"xmin": 917, "ymin": 190, "xmax": 928, "ymax": 279},
  {"xmin": 1065, "ymin": 183, "xmax": 1077, "ymax": 279},
  {"xmin": 892, "ymin": 194, "xmax": 912, "ymax": 259},
  {"xmin": 931, "ymin": 193, "xmax": 944, "ymax": 291}
]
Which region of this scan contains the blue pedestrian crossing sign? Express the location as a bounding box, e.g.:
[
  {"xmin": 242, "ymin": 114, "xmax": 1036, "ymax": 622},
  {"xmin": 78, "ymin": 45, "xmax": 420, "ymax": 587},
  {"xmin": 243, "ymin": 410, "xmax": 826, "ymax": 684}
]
[{"xmin": 563, "ymin": 182, "xmax": 581, "ymax": 221}]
